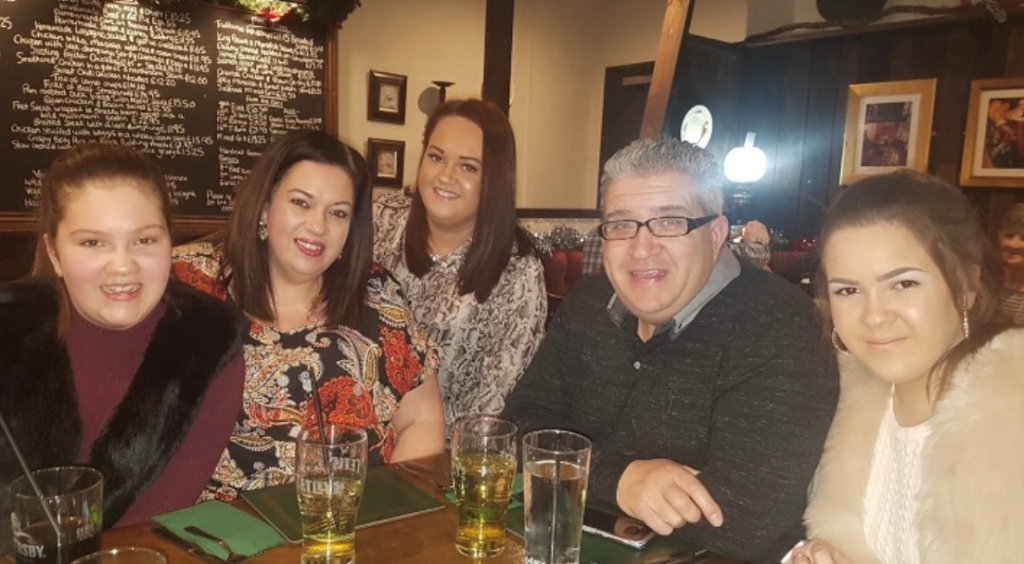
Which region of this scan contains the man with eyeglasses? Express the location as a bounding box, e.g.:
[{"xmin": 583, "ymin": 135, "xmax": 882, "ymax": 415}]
[{"xmin": 504, "ymin": 138, "xmax": 838, "ymax": 564}]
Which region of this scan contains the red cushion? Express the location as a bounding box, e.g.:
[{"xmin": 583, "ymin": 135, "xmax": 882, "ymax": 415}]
[{"xmin": 543, "ymin": 251, "xmax": 568, "ymax": 297}]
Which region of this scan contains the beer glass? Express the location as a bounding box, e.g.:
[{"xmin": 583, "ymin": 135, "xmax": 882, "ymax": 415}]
[
  {"xmin": 295, "ymin": 425, "xmax": 368, "ymax": 564},
  {"xmin": 9, "ymin": 466, "xmax": 103, "ymax": 564},
  {"xmin": 522, "ymin": 430, "xmax": 592, "ymax": 564},
  {"xmin": 451, "ymin": 415, "xmax": 518, "ymax": 558}
]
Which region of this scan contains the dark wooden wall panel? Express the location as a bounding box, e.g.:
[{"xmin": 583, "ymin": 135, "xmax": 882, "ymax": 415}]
[
  {"xmin": 733, "ymin": 12, "xmax": 1024, "ymax": 240},
  {"xmin": 664, "ymin": 37, "xmax": 744, "ymax": 165},
  {"xmin": 798, "ymin": 40, "xmax": 845, "ymax": 239}
]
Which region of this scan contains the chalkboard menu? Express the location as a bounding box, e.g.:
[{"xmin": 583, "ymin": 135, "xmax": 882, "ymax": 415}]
[{"xmin": 0, "ymin": 0, "xmax": 329, "ymax": 226}]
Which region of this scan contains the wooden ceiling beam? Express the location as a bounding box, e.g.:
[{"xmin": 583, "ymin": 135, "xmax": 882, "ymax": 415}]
[{"xmin": 640, "ymin": 0, "xmax": 695, "ymax": 138}]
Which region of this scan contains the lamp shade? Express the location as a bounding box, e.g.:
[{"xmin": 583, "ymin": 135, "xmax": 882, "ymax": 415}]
[{"xmin": 723, "ymin": 132, "xmax": 768, "ymax": 184}]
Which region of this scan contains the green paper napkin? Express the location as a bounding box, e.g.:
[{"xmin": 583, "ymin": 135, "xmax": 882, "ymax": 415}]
[
  {"xmin": 152, "ymin": 500, "xmax": 287, "ymax": 561},
  {"xmin": 446, "ymin": 473, "xmax": 523, "ymax": 508}
]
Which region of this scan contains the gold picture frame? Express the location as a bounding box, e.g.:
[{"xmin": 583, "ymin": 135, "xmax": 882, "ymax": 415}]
[
  {"xmin": 840, "ymin": 78, "xmax": 936, "ymax": 185},
  {"xmin": 960, "ymin": 77, "xmax": 1024, "ymax": 188}
]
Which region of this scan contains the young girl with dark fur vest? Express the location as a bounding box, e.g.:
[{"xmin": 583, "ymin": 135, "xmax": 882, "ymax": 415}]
[{"xmin": 0, "ymin": 144, "xmax": 245, "ymax": 535}]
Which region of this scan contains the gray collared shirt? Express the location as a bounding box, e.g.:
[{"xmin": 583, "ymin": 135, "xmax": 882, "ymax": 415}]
[{"xmin": 606, "ymin": 248, "xmax": 741, "ymax": 338}]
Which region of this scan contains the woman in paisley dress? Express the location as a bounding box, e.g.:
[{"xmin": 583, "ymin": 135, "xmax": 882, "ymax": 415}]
[
  {"xmin": 374, "ymin": 99, "xmax": 547, "ymax": 434},
  {"xmin": 174, "ymin": 130, "xmax": 445, "ymax": 500}
]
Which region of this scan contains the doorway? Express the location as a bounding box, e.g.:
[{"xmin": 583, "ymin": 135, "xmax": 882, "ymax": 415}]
[{"xmin": 597, "ymin": 61, "xmax": 654, "ymax": 206}]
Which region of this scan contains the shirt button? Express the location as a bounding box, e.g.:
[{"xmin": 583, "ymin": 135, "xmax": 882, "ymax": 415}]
[{"xmin": 633, "ymin": 361, "xmax": 641, "ymax": 369}]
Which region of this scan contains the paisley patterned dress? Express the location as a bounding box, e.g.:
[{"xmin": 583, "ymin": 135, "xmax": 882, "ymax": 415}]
[
  {"xmin": 172, "ymin": 242, "xmax": 436, "ymax": 501},
  {"xmin": 372, "ymin": 193, "xmax": 547, "ymax": 434}
]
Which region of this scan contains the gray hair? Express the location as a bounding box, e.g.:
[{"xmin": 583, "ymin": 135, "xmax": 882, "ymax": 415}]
[
  {"xmin": 599, "ymin": 137, "xmax": 724, "ymax": 215},
  {"xmin": 999, "ymin": 203, "xmax": 1024, "ymax": 235}
]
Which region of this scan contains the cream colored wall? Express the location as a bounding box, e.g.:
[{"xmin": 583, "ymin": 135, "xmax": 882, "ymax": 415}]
[
  {"xmin": 510, "ymin": 0, "xmax": 602, "ymax": 209},
  {"xmin": 511, "ymin": 0, "xmax": 667, "ymax": 209},
  {"xmin": 334, "ymin": 0, "xmax": 485, "ymax": 189},
  {"xmin": 692, "ymin": 0, "xmax": 750, "ymax": 43},
  {"xmin": 599, "ymin": 0, "xmax": 666, "ymax": 67}
]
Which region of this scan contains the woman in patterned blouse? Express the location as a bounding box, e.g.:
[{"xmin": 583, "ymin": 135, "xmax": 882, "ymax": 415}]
[
  {"xmin": 174, "ymin": 130, "xmax": 445, "ymax": 500},
  {"xmin": 374, "ymin": 99, "xmax": 547, "ymax": 434}
]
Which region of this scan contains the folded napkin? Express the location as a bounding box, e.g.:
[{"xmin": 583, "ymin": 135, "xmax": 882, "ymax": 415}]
[
  {"xmin": 446, "ymin": 473, "xmax": 524, "ymax": 509},
  {"xmin": 152, "ymin": 500, "xmax": 287, "ymax": 561}
]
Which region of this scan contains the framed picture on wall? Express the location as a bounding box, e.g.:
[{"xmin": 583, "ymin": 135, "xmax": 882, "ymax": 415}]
[
  {"xmin": 839, "ymin": 78, "xmax": 936, "ymax": 185},
  {"xmin": 367, "ymin": 70, "xmax": 407, "ymax": 124},
  {"xmin": 960, "ymin": 77, "xmax": 1024, "ymax": 188},
  {"xmin": 367, "ymin": 138, "xmax": 405, "ymax": 188}
]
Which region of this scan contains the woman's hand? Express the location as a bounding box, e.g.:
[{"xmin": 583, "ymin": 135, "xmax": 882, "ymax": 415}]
[
  {"xmin": 389, "ymin": 371, "xmax": 446, "ymax": 462},
  {"xmin": 787, "ymin": 539, "xmax": 852, "ymax": 564}
]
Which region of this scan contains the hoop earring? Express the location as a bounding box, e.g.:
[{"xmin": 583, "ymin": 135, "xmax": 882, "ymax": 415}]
[
  {"xmin": 831, "ymin": 327, "xmax": 849, "ymax": 355},
  {"xmin": 258, "ymin": 219, "xmax": 269, "ymax": 241},
  {"xmin": 962, "ymin": 307, "xmax": 970, "ymax": 340}
]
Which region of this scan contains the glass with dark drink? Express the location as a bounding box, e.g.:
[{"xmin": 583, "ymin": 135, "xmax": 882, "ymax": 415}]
[{"xmin": 9, "ymin": 467, "xmax": 103, "ymax": 564}]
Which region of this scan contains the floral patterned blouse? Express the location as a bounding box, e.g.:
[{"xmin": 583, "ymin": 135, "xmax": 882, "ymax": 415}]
[
  {"xmin": 373, "ymin": 193, "xmax": 547, "ymax": 434},
  {"xmin": 172, "ymin": 242, "xmax": 436, "ymax": 501}
]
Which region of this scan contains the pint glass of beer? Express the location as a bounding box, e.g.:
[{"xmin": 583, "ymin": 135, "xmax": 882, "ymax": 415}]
[
  {"xmin": 9, "ymin": 466, "xmax": 103, "ymax": 564},
  {"xmin": 295, "ymin": 425, "xmax": 367, "ymax": 564},
  {"xmin": 451, "ymin": 415, "xmax": 518, "ymax": 558}
]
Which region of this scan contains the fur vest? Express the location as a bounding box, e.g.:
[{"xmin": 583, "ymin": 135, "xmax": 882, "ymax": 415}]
[
  {"xmin": 0, "ymin": 278, "xmax": 243, "ymax": 526},
  {"xmin": 804, "ymin": 329, "xmax": 1024, "ymax": 563}
]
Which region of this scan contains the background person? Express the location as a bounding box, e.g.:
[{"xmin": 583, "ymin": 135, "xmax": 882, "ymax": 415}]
[
  {"xmin": 504, "ymin": 137, "xmax": 838, "ymax": 564},
  {"xmin": 996, "ymin": 202, "xmax": 1024, "ymax": 324},
  {"xmin": 0, "ymin": 144, "xmax": 245, "ymax": 529},
  {"xmin": 790, "ymin": 170, "xmax": 1024, "ymax": 564},
  {"xmin": 373, "ymin": 99, "xmax": 546, "ymax": 434},
  {"xmin": 174, "ymin": 130, "xmax": 445, "ymax": 500}
]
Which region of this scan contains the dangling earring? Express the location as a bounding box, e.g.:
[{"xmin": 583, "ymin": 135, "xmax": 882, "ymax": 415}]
[
  {"xmin": 258, "ymin": 219, "xmax": 268, "ymax": 241},
  {"xmin": 831, "ymin": 327, "xmax": 849, "ymax": 355},
  {"xmin": 961, "ymin": 307, "xmax": 971, "ymax": 340},
  {"xmin": 336, "ymin": 251, "xmax": 343, "ymax": 261}
]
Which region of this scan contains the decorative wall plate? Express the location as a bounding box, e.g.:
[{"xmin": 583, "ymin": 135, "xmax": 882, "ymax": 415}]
[{"xmin": 680, "ymin": 105, "xmax": 713, "ymax": 148}]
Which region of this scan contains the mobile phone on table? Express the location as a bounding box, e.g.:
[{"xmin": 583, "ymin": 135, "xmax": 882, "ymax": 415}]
[{"xmin": 581, "ymin": 507, "xmax": 656, "ymax": 549}]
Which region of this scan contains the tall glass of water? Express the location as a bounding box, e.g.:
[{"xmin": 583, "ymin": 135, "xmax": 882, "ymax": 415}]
[
  {"xmin": 451, "ymin": 415, "xmax": 518, "ymax": 558},
  {"xmin": 295, "ymin": 425, "xmax": 367, "ymax": 564},
  {"xmin": 522, "ymin": 430, "xmax": 592, "ymax": 564}
]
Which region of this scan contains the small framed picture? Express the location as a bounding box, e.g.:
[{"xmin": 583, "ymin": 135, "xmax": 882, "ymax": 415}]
[
  {"xmin": 367, "ymin": 138, "xmax": 405, "ymax": 188},
  {"xmin": 367, "ymin": 70, "xmax": 407, "ymax": 124},
  {"xmin": 960, "ymin": 77, "xmax": 1024, "ymax": 188},
  {"xmin": 839, "ymin": 78, "xmax": 936, "ymax": 185}
]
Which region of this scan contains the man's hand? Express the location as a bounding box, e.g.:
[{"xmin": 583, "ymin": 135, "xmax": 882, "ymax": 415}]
[
  {"xmin": 615, "ymin": 459, "xmax": 723, "ymax": 535},
  {"xmin": 787, "ymin": 539, "xmax": 852, "ymax": 564}
]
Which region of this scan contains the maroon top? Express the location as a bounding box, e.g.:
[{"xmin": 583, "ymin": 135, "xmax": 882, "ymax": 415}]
[{"xmin": 67, "ymin": 304, "xmax": 244, "ymax": 527}]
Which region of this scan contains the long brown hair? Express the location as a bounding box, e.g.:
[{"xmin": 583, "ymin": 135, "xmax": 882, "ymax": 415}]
[
  {"xmin": 815, "ymin": 169, "xmax": 1011, "ymax": 399},
  {"xmin": 32, "ymin": 143, "xmax": 172, "ymax": 336},
  {"xmin": 405, "ymin": 98, "xmax": 536, "ymax": 302},
  {"xmin": 222, "ymin": 130, "xmax": 372, "ymax": 328}
]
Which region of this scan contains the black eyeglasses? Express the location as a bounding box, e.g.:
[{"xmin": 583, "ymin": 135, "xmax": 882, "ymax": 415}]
[{"xmin": 598, "ymin": 215, "xmax": 718, "ymax": 240}]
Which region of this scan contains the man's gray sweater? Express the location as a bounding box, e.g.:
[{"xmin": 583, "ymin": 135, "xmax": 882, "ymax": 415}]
[{"xmin": 504, "ymin": 264, "xmax": 839, "ymax": 564}]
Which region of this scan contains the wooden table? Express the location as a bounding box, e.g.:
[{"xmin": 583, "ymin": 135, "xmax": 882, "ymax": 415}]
[{"xmin": 99, "ymin": 460, "xmax": 743, "ymax": 564}]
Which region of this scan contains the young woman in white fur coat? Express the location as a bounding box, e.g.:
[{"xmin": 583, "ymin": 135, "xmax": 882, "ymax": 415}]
[{"xmin": 788, "ymin": 170, "xmax": 1024, "ymax": 564}]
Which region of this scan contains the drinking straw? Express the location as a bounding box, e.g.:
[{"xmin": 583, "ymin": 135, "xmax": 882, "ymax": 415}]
[
  {"xmin": 308, "ymin": 374, "xmax": 335, "ymax": 501},
  {"xmin": 0, "ymin": 411, "xmax": 64, "ymax": 564}
]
